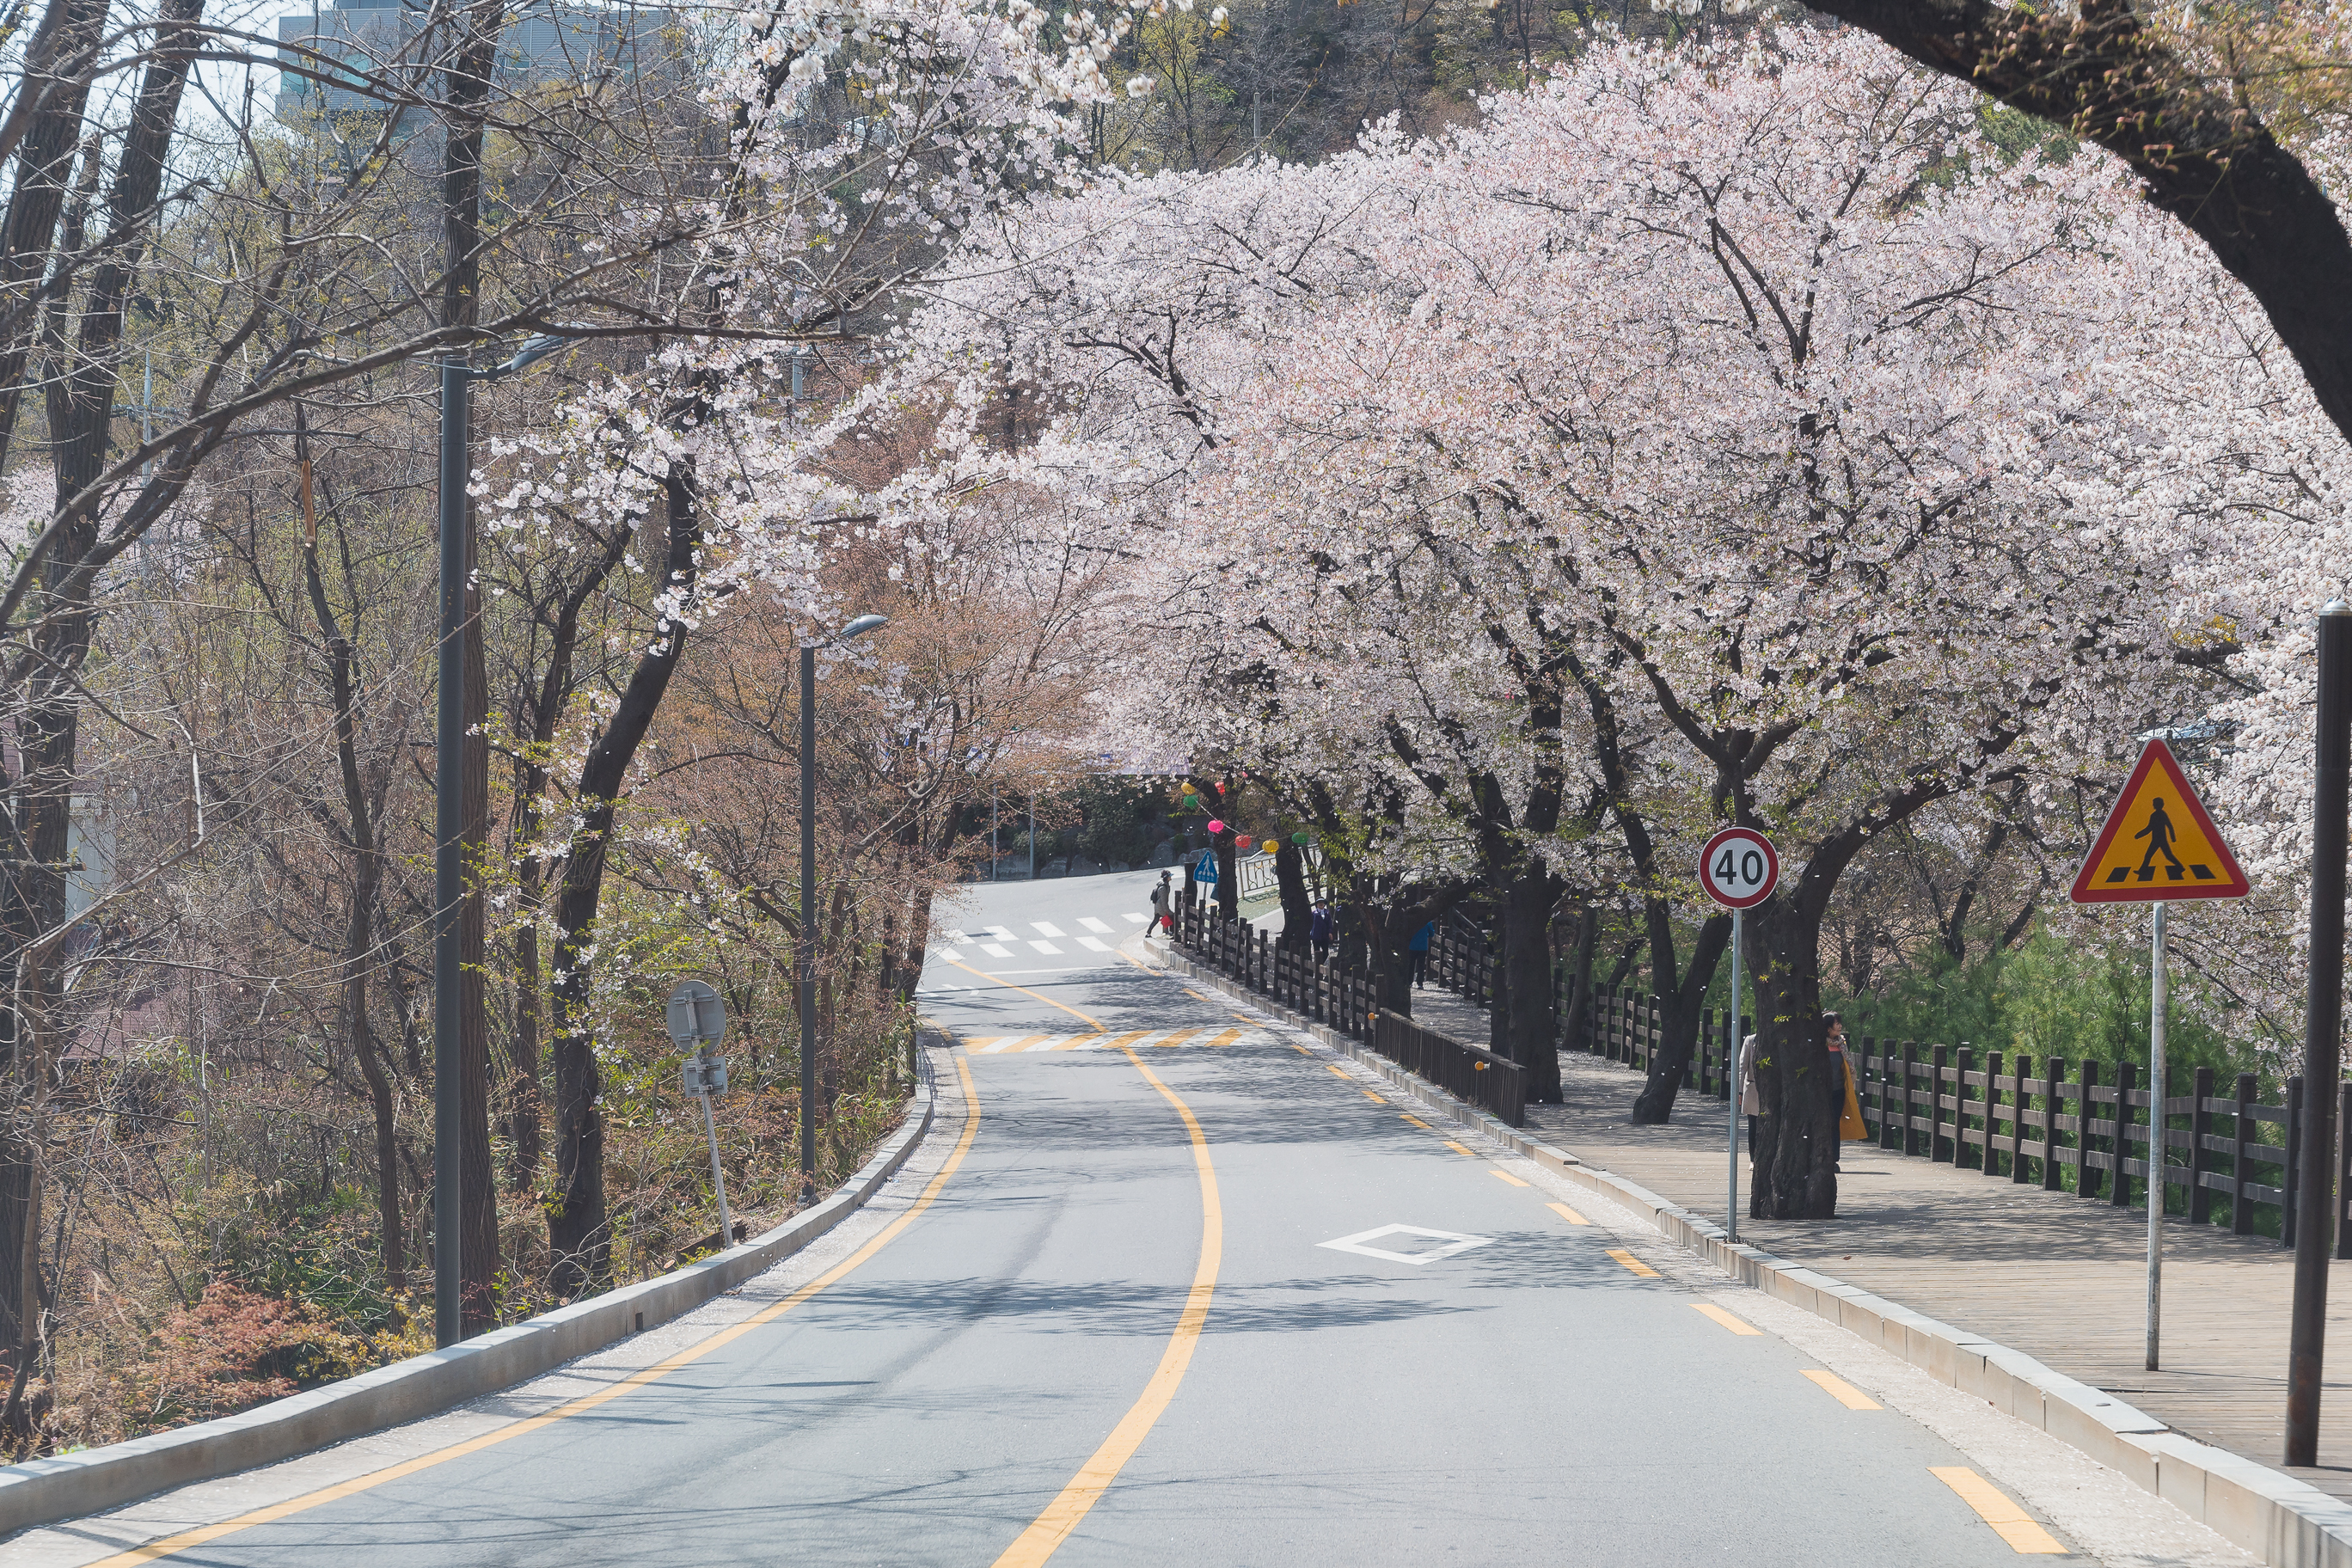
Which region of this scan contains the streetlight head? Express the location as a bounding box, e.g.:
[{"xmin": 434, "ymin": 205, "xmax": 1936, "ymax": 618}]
[
  {"xmin": 2323, "ymin": 599, "xmax": 2352, "ymax": 618},
  {"xmin": 837, "ymin": 614, "xmax": 890, "ymax": 641}
]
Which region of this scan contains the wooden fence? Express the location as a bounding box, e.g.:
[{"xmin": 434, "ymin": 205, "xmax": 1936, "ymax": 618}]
[
  {"xmin": 1571, "ymin": 981, "xmax": 2320, "ymax": 1249},
  {"xmin": 1171, "ymin": 904, "xmax": 1525, "ymax": 1126}
]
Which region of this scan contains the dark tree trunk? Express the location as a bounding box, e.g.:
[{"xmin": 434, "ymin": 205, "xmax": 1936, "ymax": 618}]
[
  {"xmin": 1559, "ymin": 904, "xmax": 1598, "ymax": 1055},
  {"xmin": 1497, "ymin": 873, "xmax": 1563, "ymax": 1103},
  {"xmin": 546, "ymin": 468, "xmax": 701, "ymax": 1295},
  {"xmin": 1745, "ymin": 896, "xmax": 1838, "ymax": 1219},
  {"xmin": 1631, "ymin": 913, "xmax": 1732, "ymax": 1124},
  {"xmin": 1272, "ymin": 840, "xmax": 1310, "ymax": 950}
]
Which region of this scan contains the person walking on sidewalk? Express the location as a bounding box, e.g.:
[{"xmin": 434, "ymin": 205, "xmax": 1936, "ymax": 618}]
[
  {"xmin": 1738, "ymin": 1029, "xmax": 1761, "ymax": 1157},
  {"xmin": 1409, "ymin": 920, "xmax": 1435, "ymax": 989},
  {"xmin": 1309, "ymin": 903, "xmax": 1334, "ymax": 965},
  {"xmin": 1150, "ymin": 872, "xmax": 1173, "ymax": 939}
]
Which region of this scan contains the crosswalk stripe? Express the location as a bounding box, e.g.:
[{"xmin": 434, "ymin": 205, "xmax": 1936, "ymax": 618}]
[
  {"xmin": 1029, "ymin": 940, "xmax": 1063, "ymax": 954},
  {"xmin": 983, "ymin": 1035, "xmax": 1048, "ymax": 1054},
  {"xmin": 1032, "ymin": 922, "xmax": 1065, "ymax": 937},
  {"xmin": 1076, "ymin": 936, "xmax": 1112, "ymax": 952},
  {"xmin": 1078, "ymin": 917, "xmax": 1114, "ymax": 934},
  {"xmin": 980, "ymin": 944, "xmax": 1014, "ymax": 958},
  {"xmin": 1155, "ymin": 1028, "xmax": 1202, "ymax": 1049},
  {"xmin": 1121, "ymin": 912, "xmax": 1147, "ymax": 922},
  {"xmin": 1204, "ymin": 1028, "xmax": 1242, "ymax": 1047},
  {"xmin": 936, "ymin": 947, "xmax": 963, "ymax": 962}
]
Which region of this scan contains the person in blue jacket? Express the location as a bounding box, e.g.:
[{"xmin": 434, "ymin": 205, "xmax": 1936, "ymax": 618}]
[{"xmin": 1409, "ymin": 920, "xmax": 1435, "ymax": 988}]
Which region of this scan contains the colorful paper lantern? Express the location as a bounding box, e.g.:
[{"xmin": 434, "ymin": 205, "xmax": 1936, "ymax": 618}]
[
  {"xmin": 1236, "ymin": 835, "xmax": 1253, "ymax": 850},
  {"xmin": 1292, "ymin": 831, "xmax": 1309, "ymax": 846},
  {"xmin": 1207, "ymin": 818, "xmax": 1225, "ymax": 833}
]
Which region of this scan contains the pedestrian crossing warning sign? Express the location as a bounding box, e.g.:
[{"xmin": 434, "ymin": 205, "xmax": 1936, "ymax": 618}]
[{"xmin": 2069, "ymin": 739, "xmax": 2250, "ymax": 904}]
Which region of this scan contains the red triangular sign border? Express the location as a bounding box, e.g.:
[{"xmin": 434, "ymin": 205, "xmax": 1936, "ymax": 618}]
[{"xmin": 2068, "ymin": 738, "xmax": 2250, "ymax": 904}]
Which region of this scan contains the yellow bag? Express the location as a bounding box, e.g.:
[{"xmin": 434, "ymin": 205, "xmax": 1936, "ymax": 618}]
[{"xmin": 1840, "ymin": 1058, "xmax": 1869, "ymax": 1142}]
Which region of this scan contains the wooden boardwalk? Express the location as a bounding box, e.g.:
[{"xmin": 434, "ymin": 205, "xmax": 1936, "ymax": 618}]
[{"xmin": 1491, "ymin": 1028, "xmax": 2352, "ymax": 1500}]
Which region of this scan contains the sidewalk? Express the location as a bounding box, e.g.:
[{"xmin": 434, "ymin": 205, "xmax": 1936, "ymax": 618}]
[{"xmin": 1510, "ymin": 1042, "xmax": 2352, "ymax": 1502}]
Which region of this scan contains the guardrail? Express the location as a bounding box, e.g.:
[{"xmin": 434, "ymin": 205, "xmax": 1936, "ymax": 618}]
[{"xmin": 1171, "ymin": 903, "xmax": 1525, "ymax": 1126}]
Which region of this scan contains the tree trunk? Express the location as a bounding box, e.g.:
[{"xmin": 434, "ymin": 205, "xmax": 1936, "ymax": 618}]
[
  {"xmin": 1559, "ymin": 903, "xmax": 1598, "ymax": 1056},
  {"xmin": 1745, "ymin": 895, "xmax": 1838, "ymax": 1219},
  {"xmin": 1214, "ymin": 828, "xmax": 1238, "ymax": 920},
  {"xmin": 1272, "ymin": 840, "xmax": 1310, "ymax": 949},
  {"xmin": 1631, "ymin": 913, "xmax": 1731, "ymax": 1124},
  {"xmin": 1497, "ymin": 874, "xmax": 1562, "ymax": 1103},
  {"xmin": 546, "ymin": 467, "xmax": 701, "ymax": 1295}
]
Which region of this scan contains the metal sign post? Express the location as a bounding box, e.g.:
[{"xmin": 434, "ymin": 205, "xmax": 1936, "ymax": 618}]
[
  {"xmin": 2148, "ymin": 901, "xmax": 2166, "ymax": 1371},
  {"xmin": 1698, "ymin": 826, "xmax": 1779, "ymax": 1245},
  {"xmin": 2067, "ymin": 734, "xmax": 2251, "ymax": 1378},
  {"xmin": 666, "ymin": 979, "xmax": 733, "ymax": 1252}
]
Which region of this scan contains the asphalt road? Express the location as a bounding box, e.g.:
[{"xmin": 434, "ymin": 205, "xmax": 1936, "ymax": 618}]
[{"xmin": 7, "ymin": 871, "xmax": 2114, "ymax": 1566}]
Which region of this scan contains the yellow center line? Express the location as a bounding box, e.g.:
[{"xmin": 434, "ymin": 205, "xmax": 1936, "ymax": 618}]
[
  {"xmin": 1694, "ymin": 1303, "xmax": 1761, "ymax": 1336},
  {"xmin": 992, "ymin": 1049, "xmax": 1221, "ymax": 1567},
  {"xmin": 1802, "ymin": 1369, "xmax": 1881, "ymax": 1409},
  {"xmin": 1228, "ymin": 1013, "xmax": 1256, "ymax": 1024},
  {"xmin": 945, "ymin": 959, "xmax": 1107, "ymax": 1033},
  {"xmin": 1444, "ymin": 1141, "xmax": 1475, "ymax": 1158},
  {"xmin": 1326, "ymin": 1064, "xmax": 1352, "ymax": 1080},
  {"xmin": 1361, "ymin": 1090, "xmax": 1386, "ymax": 1104},
  {"xmin": 1606, "ymin": 1249, "xmax": 1660, "ymax": 1278},
  {"xmin": 1288, "ymin": 1043, "xmax": 1313, "ymax": 1057},
  {"xmin": 1155, "ymin": 1028, "xmax": 1202, "ymax": 1050},
  {"xmin": 1202, "ymin": 1028, "xmax": 1243, "ymax": 1048},
  {"xmin": 1930, "ymin": 1467, "xmax": 2067, "ymax": 1553},
  {"xmin": 1400, "ymin": 1113, "xmax": 1431, "ymax": 1129},
  {"xmin": 93, "ymin": 1058, "xmax": 989, "ymax": 1568},
  {"xmin": 1547, "ymin": 1203, "xmax": 1590, "ymax": 1226},
  {"xmin": 1182, "ymin": 988, "xmax": 1209, "ymax": 1001},
  {"xmin": 1488, "ymin": 1169, "xmax": 1529, "ymax": 1188}
]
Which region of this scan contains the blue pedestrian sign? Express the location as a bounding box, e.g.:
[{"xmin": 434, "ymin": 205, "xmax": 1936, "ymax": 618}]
[{"xmin": 1194, "ymin": 851, "xmax": 1219, "ymax": 884}]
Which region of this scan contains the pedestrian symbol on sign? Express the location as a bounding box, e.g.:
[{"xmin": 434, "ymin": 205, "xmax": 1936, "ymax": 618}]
[{"xmin": 2070, "ymin": 739, "xmax": 2249, "ymax": 903}]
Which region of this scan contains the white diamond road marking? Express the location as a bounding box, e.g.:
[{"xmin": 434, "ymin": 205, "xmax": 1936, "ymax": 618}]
[
  {"xmin": 1032, "ymin": 922, "xmax": 1065, "ymax": 937},
  {"xmin": 1076, "ymin": 936, "xmax": 1112, "ymax": 952},
  {"xmin": 980, "ymin": 944, "xmax": 1014, "ymax": 959},
  {"xmin": 1078, "ymin": 916, "xmax": 1114, "ymax": 934},
  {"xmin": 1122, "ymin": 912, "xmax": 1147, "ymax": 922},
  {"xmin": 1316, "ymin": 1225, "xmax": 1492, "ymax": 1267},
  {"xmin": 1029, "ymin": 940, "xmax": 1063, "ymax": 954},
  {"xmin": 936, "ymin": 947, "xmax": 963, "ymax": 963}
]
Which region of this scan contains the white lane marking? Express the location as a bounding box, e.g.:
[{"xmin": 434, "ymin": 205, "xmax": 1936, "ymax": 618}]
[
  {"xmin": 1032, "ymin": 922, "xmax": 1065, "ymax": 937},
  {"xmin": 987, "ymin": 926, "xmax": 1016, "ymax": 940},
  {"xmin": 1317, "ymin": 1224, "xmax": 1492, "ymax": 1266},
  {"xmin": 1029, "ymin": 940, "xmax": 1063, "ymax": 954},
  {"xmin": 1122, "ymin": 912, "xmax": 1147, "ymax": 922},
  {"xmin": 1078, "ymin": 916, "xmax": 1114, "ymax": 934},
  {"xmin": 936, "ymin": 947, "xmax": 964, "ymax": 962},
  {"xmin": 981, "ymin": 943, "xmax": 1014, "ymax": 958},
  {"xmin": 1022, "ymin": 1038, "xmax": 1068, "ymax": 1052},
  {"xmin": 947, "ymin": 929, "xmax": 971, "ymax": 942},
  {"xmin": 1076, "ymin": 936, "xmax": 1112, "ymax": 952}
]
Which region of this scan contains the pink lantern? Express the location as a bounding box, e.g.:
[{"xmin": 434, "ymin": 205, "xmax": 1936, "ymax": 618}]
[{"xmin": 1207, "ymin": 818, "xmax": 1226, "ymax": 833}]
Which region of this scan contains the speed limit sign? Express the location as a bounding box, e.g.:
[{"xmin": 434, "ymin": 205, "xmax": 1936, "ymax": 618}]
[{"xmin": 1699, "ymin": 826, "xmax": 1779, "ymax": 910}]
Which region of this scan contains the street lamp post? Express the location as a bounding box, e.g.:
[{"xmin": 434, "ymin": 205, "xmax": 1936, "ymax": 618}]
[
  {"xmin": 801, "ymin": 614, "xmax": 890, "ymax": 1204},
  {"xmin": 435, "ymin": 331, "xmax": 583, "ymax": 1349}
]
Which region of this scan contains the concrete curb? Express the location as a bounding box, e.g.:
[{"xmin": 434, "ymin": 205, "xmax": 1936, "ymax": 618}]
[
  {"xmin": 1159, "ymin": 945, "xmax": 2352, "ymax": 1568},
  {"xmin": 0, "ymin": 1059, "xmax": 940, "ymax": 1539}
]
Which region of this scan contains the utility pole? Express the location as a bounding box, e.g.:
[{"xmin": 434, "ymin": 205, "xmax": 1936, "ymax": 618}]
[
  {"xmin": 2288, "ymin": 600, "xmax": 2352, "ymax": 1466},
  {"xmin": 433, "ymin": 332, "xmax": 580, "ymax": 1349}
]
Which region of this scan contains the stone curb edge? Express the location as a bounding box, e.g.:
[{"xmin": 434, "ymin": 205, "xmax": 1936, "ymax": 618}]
[
  {"xmin": 1159, "ymin": 944, "xmax": 2352, "ymax": 1568},
  {"xmin": 0, "ymin": 1054, "xmax": 940, "ymax": 1540}
]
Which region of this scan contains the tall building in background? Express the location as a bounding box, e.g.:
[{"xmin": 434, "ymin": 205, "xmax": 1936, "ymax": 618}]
[{"xmin": 277, "ymin": 0, "xmax": 685, "ymax": 122}]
